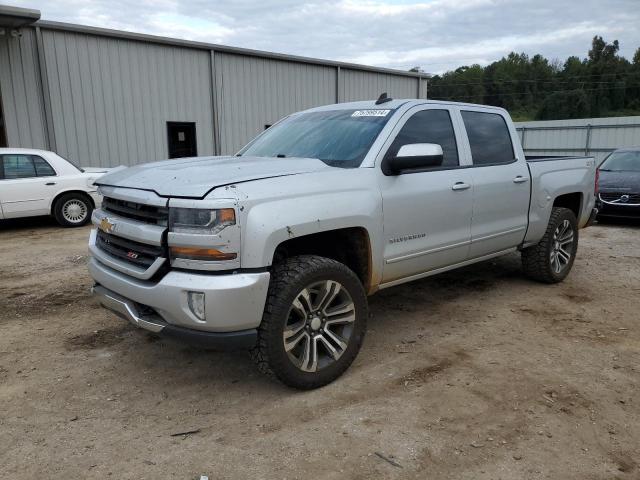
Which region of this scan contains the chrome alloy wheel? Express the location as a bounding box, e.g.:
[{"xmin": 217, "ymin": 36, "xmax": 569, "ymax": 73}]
[
  {"xmin": 283, "ymin": 280, "xmax": 356, "ymax": 373},
  {"xmin": 61, "ymin": 199, "xmax": 88, "ymax": 223},
  {"xmin": 550, "ymin": 219, "xmax": 574, "ymax": 274}
]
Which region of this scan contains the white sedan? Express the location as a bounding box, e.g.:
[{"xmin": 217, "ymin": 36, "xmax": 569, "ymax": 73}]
[{"xmin": 0, "ymin": 148, "xmax": 111, "ymax": 227}]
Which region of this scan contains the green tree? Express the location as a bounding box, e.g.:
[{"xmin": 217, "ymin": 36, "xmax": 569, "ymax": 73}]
[
  {"xmin": 627, "ymin": 50, "xmax": 640, "ymax": 110},
  {"xmin": 426, "ymin": 35, "xmax": 640, "ymax": 120},
  {"xmin": 429, "ymin": 64, "xmax": 485, "ymax": 104},
  {"xmin": 536, "ymin": 90, "xmax": 590, "ymax": 120}
]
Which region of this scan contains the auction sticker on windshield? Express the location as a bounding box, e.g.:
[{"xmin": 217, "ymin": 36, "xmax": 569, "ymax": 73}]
[{"xmin": 351, "ymin": 110, "xmax": 391, "ymax": 117}]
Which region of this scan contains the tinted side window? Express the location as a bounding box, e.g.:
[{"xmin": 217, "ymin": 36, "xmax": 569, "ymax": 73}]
[
  {"xmin": 2, "ymin": 155, "xmax": 37, "ymax": 179},
  {"xmin": 33, "ymin": 156, "xmax": 56, "ymax": 176},
  {"xmin": 386, "ymin": 109, "xmax": 459, "ymax": 167},
  {"xmin": 461, "ymin": 111, "xmax": 514, "ymax": 165}
]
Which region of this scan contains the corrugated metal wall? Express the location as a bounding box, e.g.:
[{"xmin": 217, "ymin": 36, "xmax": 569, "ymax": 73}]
[
  {"xmin": 340, "ymin": 69, "xmax": 418, "ymax": 102},
  {"xmin": 0, "ymin": 24, "xmax": 426, "ymax": 166},
  {"xmin": 215, "ymin": 52, "xmax": 337, "ymax": 154},
  {"xmin": 40, "ymin": 30, "xmax": 214, "ymax": 166},
  {"xmin": 0, "ymin": 29, "xmax": 48, "ymax": 149},
  {"xmin": 515, "ymin": 116, "xmax": 640, "ymax": 164},
  {"xmin": 215, "ymin": 57, "xmax": 425, "ymax": 153}
]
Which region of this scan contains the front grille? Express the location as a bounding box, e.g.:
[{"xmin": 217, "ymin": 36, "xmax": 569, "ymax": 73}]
[
  {"xmin": 599, "ymin": 192, "xmax": 640, "ymax": 203},
  {"xmin": 102, "ymin": 196, "xmax": 168, "ymax": 225},
  {"xmin": 96, "ymin": 230, "xmax": 164, "ymax": 268}
]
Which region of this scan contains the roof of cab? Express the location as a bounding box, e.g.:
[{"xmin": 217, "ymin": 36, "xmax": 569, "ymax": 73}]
[{"xmin": 305, "ymin": 98, "xmax": 508, "ymax": 114}]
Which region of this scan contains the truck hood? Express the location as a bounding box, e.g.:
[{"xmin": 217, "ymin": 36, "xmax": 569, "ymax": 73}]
[
  {"xmin": 598, "ymin": 170, "xmax": 640, "ymax": 192},
  {"xmin": 95, "ymin": 156, "xmax": 331, "ymax": 198}
]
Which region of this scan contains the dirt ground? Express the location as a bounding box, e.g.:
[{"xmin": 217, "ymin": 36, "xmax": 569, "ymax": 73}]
[{"xmin": 0, "ymin": 216, "xmax": 638, "ymax": 480}]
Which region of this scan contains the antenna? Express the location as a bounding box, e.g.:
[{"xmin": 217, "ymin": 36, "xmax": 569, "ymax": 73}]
[{"xmin": 375, "ymin": 92, "xmax": 393, "ymax": 105}]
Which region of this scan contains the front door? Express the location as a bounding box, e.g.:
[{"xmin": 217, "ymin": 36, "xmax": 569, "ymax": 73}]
[
  {"xmin": 379, "ymin": 107, "xmax": 473, "ymax": 284},
  {"xmin": 460, "ymin": 110, "xmax": 529, "ymax": 258}
]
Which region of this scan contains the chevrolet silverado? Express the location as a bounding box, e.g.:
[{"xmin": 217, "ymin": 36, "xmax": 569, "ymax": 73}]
[{"xmin": 88, "ymin": 97, "xmax": 598, "ymax": 389}]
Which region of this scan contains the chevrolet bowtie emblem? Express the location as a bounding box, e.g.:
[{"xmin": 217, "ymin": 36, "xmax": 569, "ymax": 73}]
[{"xmin": 99, "ymin": 217, "xmax": 115, "ymax": 233}]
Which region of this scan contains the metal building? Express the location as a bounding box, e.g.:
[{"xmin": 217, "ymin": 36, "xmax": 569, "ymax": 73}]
[
  {"xmin": 0, "ymin": 6, "xmax": 428, "ymax": 167},
  {"xmin": 515, "ymin": 116, "xmax": 640, "ymax": 164}
]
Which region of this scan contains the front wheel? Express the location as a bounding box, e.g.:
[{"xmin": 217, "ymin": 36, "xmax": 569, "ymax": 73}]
[
  {"xmin": 53, "ymin": 193, "xmax": 93, "ymax": 227},
  {"xmin": 251, "ymin": 255, "xmax": 368, "ymax": 390},
  {"xmin": 521, "ymin": 207, "xmax": 579, "ymax": 283}
]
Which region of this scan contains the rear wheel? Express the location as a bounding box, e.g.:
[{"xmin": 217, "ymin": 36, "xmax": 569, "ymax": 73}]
[
  {"xmin": 251, "ymin": 255, "xmax": 368, "ymax": 390},
  {"xmin": 53, "ymin": 193, "xmax": 93, "ymax": 227},
  {"xmin": 521, "ymin": 207, "xmax": 578, "ymax": 283}
]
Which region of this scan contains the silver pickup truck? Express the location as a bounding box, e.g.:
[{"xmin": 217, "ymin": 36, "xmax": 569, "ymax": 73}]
[{"xmin": 89, "ymin": 98, "xmax": 598, "ymax": 389}]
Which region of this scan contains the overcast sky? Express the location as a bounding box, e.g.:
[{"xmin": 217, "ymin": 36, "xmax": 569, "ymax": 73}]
[{"xmin": 11, "ymin": 0, "xmax": 640, "ymax": 73}]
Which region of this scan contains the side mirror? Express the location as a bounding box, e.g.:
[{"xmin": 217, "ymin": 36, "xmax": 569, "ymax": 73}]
[{"xmin": 385, "ymin": 143, "xmax": 444, "ymax": 175}]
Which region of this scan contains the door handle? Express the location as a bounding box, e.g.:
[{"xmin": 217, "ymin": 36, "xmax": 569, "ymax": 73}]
[
  {"xmin": 513, "ymin": 176, "xmax": 528, "ymax": 184},
  {"xmin": 45, "ymin": 182, "xmax": 56, "ymax": 186},
  {"xmin": 451, "ymin": 182, "xmax": 471, "ymax": 191}
]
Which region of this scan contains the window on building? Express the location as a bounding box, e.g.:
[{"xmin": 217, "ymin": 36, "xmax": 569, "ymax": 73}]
[
  {"xmin": 461, "ymin": 111, "xmax": 515, "ymax": 165},
  {"xmin": 167, "ymin": 122, "xmax": 197, "ymax": 159},
  {"xmin": 385, "ymin": 109, "xmax": 459, "ymax": 168}
]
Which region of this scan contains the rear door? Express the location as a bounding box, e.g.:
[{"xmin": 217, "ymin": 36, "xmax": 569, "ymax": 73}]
[
  {"xmin": 460, "ymin": 110, "xmax": 530, "ymax": 258},
  {"xmin": 379, "ymin": 106, "xmax": 473, "ymax": 283},
  {"xmin": 0, "ymin": 154, "xmax": 57, "ymax": 218}
]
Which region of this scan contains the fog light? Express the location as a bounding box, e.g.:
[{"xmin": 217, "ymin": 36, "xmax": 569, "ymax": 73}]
[{"xmin": 187, "ymin": 291, "xmax": 206, "ymax": 321}]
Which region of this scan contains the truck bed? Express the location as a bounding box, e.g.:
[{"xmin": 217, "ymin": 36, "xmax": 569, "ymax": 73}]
[{"xmin": 523, "ymin": 154, "xmax": 596, "ymax": 246}]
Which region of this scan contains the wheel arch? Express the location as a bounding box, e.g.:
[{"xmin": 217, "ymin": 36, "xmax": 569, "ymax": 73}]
[
  {"xmin": 552, "ymin": 192, "xmax": 583, "ymax": 220},
  {"xmin": 50, "ymin": 189, "xmax": 95, "ymax": 215},
  {"xmin": 238, "ymin": 186, "xmax": 384, "ymax": 292},
  {"xmin": 271, "ymin": 227, "xmax": 374, "ymax": 294}
]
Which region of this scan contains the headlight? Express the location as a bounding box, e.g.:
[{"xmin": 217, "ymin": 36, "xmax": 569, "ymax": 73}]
[
  {"xmin": 168, "ymin": 207, "xmax": 238, "ymax": 263},
  {"xmin": 169, "ymin": 208, "xmax": 235, "ymax": 235}
]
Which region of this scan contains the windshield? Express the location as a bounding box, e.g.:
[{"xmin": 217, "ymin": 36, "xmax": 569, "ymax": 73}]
[
  {"xmin": 238, "ymin": 109, "xmax": 394, "ymax": 168},
  {"xmin": 600, "ymin": 150, "xmax": 640, "ymax": 172}
]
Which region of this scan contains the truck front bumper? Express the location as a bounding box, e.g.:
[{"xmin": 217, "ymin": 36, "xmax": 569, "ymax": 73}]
[
  {"xmin": 91, "ymin": 285, "xmax": 258, "ymax": 349},
  {"xmin": 88, "ymin": 257, "xmax": 270, "ymax": 349}
]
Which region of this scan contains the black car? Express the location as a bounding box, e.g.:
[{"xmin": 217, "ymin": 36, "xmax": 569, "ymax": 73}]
[{"xmin": 597, "ymin": 148, "xmax": 640, "ymax": 219}]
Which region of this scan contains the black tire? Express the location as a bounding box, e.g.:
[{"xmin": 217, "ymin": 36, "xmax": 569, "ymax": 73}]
[
  {"xmin": 251, "ymin": 255, "xmax": 368, "ymax": 390},
  {"xmin": 53, "ymin": 192, "xmax": 93, "ymax": 227},
  {"xmin": 521, "ymin": 207, "xmax": 579, "ymax": 283}
]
